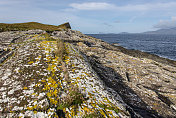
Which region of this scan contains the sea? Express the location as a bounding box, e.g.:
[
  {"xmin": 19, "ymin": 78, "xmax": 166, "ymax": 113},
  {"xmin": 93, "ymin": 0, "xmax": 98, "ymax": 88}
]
[{"xmin": 87, "ymin": 34, "xmax": 176, "ymax": 61}]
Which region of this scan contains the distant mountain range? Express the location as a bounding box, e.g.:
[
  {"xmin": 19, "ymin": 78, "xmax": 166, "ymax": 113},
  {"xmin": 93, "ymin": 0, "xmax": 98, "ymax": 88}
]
[
  {"xmin": 116, "ymin": 27, "xmax": 176, "ymax": 35},
  {"xmin": 96, "ymin": 27, "xmax": 176, "ymax": 35},
  {"xmin": 118, "ymin": 32, "xmax": 129, "ymax": 34},
  {"xmin": 143, "ymin": 27, "xmax": 176, "ymax": 34}
]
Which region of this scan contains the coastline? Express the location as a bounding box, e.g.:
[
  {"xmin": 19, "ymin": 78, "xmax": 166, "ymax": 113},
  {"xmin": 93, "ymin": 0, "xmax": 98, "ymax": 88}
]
[
  {"xmin": 0, "ymin": 28, "xmax": 176, "ymax": 117},
  {"xmin": 87, "ymin": 33, "xmax": 176, "ymax": 64},
  {"xmin": 88, "ymin": 35, "xmax": 176, "ymax": 67},
  {"xmin": 112, "ymin": 44, "xmax": 176, "ymax": 67},
  {"xmin": 55, "ymin": 30, "xmax": 176, "ymax": 117}
]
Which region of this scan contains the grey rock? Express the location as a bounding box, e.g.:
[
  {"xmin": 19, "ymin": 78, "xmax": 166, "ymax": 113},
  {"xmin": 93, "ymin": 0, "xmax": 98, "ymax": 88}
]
[{"xmin": 52, "ymin": 29, "xmax": 176, "ymax": 118}]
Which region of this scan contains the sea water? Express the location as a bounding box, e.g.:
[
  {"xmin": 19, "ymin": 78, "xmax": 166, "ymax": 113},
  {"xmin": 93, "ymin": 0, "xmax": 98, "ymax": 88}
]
[{"xmin": 87, "ymin": 34, "xmax": 176, "ymax": 61}]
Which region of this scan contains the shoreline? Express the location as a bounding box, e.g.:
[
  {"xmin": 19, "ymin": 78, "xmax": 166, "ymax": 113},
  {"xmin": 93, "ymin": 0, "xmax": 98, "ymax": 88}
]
[
  {"xmin": 111, "ymin": 44, "xmax": 176, "ymax": 67},
  {"xmin": 114, "ymin": 44, "xmax": 176, "ymax": 61},
  {"xmin": 74, "ymin": 32, "xmax": 176, "ymax": 117},
  {"xmin": 87, "ymin": 33, "xmax": 176, "ymax": 66},
  {"xmin": 0, "ymin": 29, "xmax": 176, "ymax": 117},
  {"xmin": 87, "ymin": 35, "xmax": 176, "ymax": 67}
]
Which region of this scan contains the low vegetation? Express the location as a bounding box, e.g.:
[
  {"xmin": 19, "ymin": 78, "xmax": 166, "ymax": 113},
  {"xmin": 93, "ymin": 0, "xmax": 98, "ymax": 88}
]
[
  {"xmin": 57, "ymin": 86, "xmax": 85, "ymax": 110},
  {"xmin": 0, "ymin": 22, "xmax": 71, "ymax": 32},
  {"xmin": 0, "ymin": 25, "xmax": 131, "ymax": 117},
  {"xmin": 56, "ymin": 39, "xmax": 65, "ymax": 61},
  {"xmin": 83, "ymin": 111, "xmax": 102, "ymax": 118}
]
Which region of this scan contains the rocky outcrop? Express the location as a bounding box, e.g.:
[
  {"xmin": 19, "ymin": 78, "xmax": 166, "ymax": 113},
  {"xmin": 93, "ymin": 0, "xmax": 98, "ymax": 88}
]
[
  {"xmin": 52, "ymin": 30, "xmax": 176, "ymax": 118},
  {"xmin": 0, "ymin": 30, "xmax": 130, "ymax": 117},
  {"xmin": 0, "ymin": 29, "xmax": 176, "ymax": 118},
  {"xmin": 0, "ymin": 30, "xmax": 46, "ymax": 64},
  {"xmin": 58, "ymin": 22, "xmax": 71, "ymax": 30}
]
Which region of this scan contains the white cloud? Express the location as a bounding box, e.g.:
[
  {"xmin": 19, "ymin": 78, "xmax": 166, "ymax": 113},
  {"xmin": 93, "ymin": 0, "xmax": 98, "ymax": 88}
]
[
  {"xmin": 116, "ymin": 2, "xmax": 176, "ymax": 11},
  {"xmin": 69, "ymin": 2, "xmax": 115, "ymax": 10},
  {"xmin": 154, "ymin": 17, "xmax": 176, "ymax": 29},
  {"xmin": 69, "ymin": 2, "xmax": 176, "ymax": 11}
]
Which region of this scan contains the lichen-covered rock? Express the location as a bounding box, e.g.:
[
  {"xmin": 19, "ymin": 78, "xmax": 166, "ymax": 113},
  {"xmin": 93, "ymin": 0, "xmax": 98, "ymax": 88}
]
[
  {"xmin": 0, "ymin": 29, "xmax": 176, "ymax": 117},
  {"xmin": 0, "ymin": 30, "xmax": 131, "ymax": 118},
  {"xmin": 52, "ymin": 29, "xmax": 176, "ymax": 117}
]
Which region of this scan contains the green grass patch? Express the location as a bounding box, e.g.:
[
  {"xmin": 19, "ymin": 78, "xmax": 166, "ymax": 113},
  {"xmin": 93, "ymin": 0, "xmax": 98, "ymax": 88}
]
[
  {"xmin": 57, "ymin": 103, "xmax": 70, "ymax": 110},
  {"xmin": 69, "ymin": 90, "xmax": 84, "ymax": 105},
  {"xmin": 57, "ymin": 87, "xmax": 85, "ymax": 110},
  {"xmin": 56, "ymin": 39, "xmax": 66, "ymax": 61},
  {"xmin": 0, "ymin": 22, "xmax": 71, "ymax": 32}
]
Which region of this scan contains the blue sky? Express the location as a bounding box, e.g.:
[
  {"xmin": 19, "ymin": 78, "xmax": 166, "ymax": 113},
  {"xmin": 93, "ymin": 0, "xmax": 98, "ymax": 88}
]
[{"xmin": 1, "ymin": 0, "xmax": 176, "ymax": 33}]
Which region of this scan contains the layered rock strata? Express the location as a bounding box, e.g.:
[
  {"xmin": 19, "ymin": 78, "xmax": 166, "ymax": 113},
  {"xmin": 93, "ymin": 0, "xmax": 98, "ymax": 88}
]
[
  {"xmin": 0, "ymin": 30, "xmax": 130, "ymax": 117},
  {"xmin": 52, "ymin": 30, "xmax": 176, "ymax": 118},
  {"xmin": 0, "ymin": 29, "xmax": 176, "ymax": 118}
]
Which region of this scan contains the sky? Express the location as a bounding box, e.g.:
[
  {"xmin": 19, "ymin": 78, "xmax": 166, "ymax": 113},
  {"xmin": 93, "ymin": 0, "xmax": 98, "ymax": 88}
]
[{"xmin": 1, "ymin": 0, "xmax": 176, "ymax": 33}]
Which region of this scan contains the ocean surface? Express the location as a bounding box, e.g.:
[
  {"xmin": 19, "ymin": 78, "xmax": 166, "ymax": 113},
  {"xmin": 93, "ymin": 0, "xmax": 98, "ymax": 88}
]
[{"xmin": 87, "ymin": 34, "xmax": 176, "ymax": 61}]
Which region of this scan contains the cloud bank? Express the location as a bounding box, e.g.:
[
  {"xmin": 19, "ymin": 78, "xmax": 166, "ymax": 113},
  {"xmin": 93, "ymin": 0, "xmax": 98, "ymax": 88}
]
[
  {"xmin": 154, "ymin": 17, "xmax": 176, "ymax": 29},
  {"xmin": 69, "ymin": 2, "xmax": 176, "ymax": 11},
  {"xmin": 69, "ymin": 2, "xmax": 115, "ymax": 10}
]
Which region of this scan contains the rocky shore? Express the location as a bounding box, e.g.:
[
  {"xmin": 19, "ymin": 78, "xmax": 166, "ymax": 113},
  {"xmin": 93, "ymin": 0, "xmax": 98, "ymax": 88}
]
[
  {"xmin": 0, "ymin": 28, "xmax": 176, "ymax": 118},
  {"xmin": 52, "ymin": 29, "xmax": 176, "ymax": 117}
]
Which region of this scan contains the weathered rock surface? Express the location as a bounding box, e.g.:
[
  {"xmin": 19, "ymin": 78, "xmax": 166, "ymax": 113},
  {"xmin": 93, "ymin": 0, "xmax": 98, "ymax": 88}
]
[
  {"xmin": 0, "ymin": 30, "xmax": 46, "ymax": 64},
  {"xmin": 0, "ymin": 29, "xmax": 176, "ymax": 117},
  {"xmin": 0, "ymin": 30, "xmax": 130, "ymax": 117},
  {"xmin": 52, "ymin": 30, "xmax": 176, "ymax": 118}
]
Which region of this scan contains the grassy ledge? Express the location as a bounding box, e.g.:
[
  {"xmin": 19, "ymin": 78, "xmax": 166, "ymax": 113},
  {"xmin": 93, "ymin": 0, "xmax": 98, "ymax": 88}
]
[{"xmin": 0, "ymin": 22, "xmax": 71, "ymax": 32}]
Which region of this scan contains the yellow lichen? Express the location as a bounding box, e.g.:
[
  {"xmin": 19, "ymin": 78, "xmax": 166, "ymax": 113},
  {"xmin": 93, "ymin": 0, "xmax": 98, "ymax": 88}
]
[
  {"xmin": 23, "ymin": 87, "xmax": 28, "ymax": 90},
  {"xmin": 28, "ymin": 61, "xmax": 34, "ymax": 64}
]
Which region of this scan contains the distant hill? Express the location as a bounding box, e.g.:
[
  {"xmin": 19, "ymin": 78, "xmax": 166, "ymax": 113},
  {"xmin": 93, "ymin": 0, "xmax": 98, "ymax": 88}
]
[
  {"xmin": 0, "ymin": 22, "xmax": 71, "ymax": 32},
  {"xmin": 118, "ymin": 32, "xmax": 130, "ymax": 34},
  {"xmin": 143, "ymin": 27, "xmax": 176, "ymax": 34}
]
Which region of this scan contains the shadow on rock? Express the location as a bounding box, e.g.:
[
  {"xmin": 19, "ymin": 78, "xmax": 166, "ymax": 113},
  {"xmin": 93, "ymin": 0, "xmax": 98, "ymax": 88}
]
[{"xmin": 87, "ymin": 56, "xmax": 163, "ymax": 118}]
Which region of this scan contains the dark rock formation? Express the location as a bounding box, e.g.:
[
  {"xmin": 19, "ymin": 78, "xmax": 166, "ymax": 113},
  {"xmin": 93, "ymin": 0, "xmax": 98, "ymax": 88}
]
[{"xmin": 58, "ymin": 22, "xmax": 71, "ymax": 30}]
